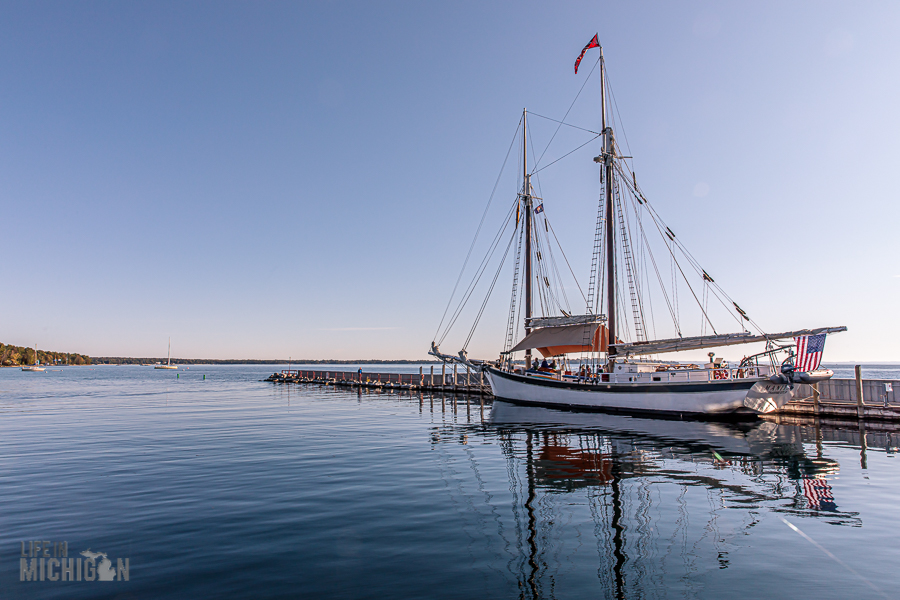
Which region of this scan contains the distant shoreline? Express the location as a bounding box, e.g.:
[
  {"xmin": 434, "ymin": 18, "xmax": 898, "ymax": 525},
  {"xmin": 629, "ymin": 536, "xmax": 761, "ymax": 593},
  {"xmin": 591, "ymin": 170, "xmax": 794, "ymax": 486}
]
[{"xmin": 89, "ymin": 358, "xmax": 441, "ymax": 365}]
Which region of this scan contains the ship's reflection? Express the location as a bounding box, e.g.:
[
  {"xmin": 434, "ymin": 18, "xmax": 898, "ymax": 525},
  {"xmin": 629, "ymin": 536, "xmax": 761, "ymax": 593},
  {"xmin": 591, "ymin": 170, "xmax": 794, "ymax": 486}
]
[{"xmin": 440, "ymin": 401, "xmax": 859, "ymax": 600}]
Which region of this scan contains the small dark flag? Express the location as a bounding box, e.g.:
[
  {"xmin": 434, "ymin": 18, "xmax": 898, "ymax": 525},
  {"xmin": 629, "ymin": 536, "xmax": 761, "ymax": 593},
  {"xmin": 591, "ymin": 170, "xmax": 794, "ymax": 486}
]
[{"xmin": 574, "ymin": 34, "xmax": 600, "ymax": 74}]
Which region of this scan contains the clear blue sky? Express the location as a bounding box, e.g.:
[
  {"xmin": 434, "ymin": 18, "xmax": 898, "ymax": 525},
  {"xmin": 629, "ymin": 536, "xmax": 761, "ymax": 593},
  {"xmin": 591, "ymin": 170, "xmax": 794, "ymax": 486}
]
[{"xmin": 1, "ymin": 1, "xmax": 898, "ymax": 361}]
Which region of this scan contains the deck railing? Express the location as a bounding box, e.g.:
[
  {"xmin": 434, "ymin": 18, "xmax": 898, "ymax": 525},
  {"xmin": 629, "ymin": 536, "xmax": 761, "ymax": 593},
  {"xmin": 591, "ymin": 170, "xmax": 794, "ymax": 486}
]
[{"xmin": 525, "ymin": 365, "xmax": 773, "ymax": 384}]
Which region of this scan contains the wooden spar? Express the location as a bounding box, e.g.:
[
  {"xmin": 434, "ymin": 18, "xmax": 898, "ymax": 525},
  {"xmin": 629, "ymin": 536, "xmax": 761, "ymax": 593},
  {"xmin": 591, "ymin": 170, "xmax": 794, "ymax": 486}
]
[
  {"xmin": 610, "ymin": 326, "xmax": 847, "ymax": 356},
  {"xmin": 601, "ymin": 50, "xmax": 616, "ymax": 366},
  {"xmin": 523, "ymin": 108, "xmax": 533, "ymax": 370}
]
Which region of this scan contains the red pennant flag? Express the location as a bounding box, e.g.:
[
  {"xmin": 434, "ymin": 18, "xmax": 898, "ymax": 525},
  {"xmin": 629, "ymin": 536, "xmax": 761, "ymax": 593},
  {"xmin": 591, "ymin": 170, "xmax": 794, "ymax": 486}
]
[{"xmin": 574, "ymin": 34, "xmax": 600, "ymax": 74}]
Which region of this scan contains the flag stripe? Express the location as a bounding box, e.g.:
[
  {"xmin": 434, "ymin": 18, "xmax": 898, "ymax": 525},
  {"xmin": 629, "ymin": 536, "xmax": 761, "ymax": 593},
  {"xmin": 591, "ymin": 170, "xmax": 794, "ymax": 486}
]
[
  {"xmin": 795, "ymin": 334, "xmax": 826, "ymax": 372},
  {"xmin": 802, "ymin": 477, "xmax": 836, "ymax": 511}
]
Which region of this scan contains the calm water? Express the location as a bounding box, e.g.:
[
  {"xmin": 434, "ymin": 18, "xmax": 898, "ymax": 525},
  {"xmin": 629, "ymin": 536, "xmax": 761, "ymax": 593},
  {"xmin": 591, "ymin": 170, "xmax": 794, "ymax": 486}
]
[{"xmin": 2, "ymin": 365, "xmax": 899, "ymax": 599}]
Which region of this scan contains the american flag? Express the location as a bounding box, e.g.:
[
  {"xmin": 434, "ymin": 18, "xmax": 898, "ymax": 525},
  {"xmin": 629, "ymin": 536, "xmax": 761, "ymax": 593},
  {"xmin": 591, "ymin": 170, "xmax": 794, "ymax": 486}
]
[
  {"xmin": 802, "ymin": 477, "xmax": 836, "ymax": 511},
  {"xmin": 794, "ymin": 333, "xmax": 826, "ymax": 371}
]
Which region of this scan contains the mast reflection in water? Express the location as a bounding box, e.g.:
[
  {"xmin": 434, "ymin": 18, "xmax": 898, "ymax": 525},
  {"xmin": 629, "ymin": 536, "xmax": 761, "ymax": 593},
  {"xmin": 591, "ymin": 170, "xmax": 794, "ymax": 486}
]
[{"xmin": 432, "ymin": 400, "xmax": 862, "ymax": 600}]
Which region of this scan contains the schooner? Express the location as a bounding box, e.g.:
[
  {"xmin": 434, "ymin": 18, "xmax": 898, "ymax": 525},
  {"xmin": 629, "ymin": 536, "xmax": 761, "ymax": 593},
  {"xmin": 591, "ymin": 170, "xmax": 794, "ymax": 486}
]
[{"xmin": 431, "ymin": 37, "xmax": 844, "ymax": 416}]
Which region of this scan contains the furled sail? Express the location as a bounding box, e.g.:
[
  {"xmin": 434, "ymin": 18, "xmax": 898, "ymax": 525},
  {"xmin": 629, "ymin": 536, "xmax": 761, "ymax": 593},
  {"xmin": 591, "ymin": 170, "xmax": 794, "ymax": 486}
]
[
  {"xmin": 610, "ymin": 326, "xmax": 847, "ymax": 356},
  {"xmin": 525, "ymin": 314, "xmax": 606, "ymax": 328}
]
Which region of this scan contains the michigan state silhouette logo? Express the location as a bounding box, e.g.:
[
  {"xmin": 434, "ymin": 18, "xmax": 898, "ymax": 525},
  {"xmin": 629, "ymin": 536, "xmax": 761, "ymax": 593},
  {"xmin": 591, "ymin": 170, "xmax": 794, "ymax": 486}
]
[{"xmin": 19, "ymin": 541, "xmax": 130, "ymax": 582}]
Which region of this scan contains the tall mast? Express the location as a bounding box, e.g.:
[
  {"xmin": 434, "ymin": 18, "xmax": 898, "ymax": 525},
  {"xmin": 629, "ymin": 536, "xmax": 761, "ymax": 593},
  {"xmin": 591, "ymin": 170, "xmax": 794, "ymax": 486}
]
[
  {"xmin": 601, "ymin": 48, "xmax": 617, "ymax": 364},
  {"xmin": 523, "ymin": 108, "xmax": 533, "ymax": 370},
  {"xmin": 167, "ymin": 337, "xmax": 171, "ymax": 366}
]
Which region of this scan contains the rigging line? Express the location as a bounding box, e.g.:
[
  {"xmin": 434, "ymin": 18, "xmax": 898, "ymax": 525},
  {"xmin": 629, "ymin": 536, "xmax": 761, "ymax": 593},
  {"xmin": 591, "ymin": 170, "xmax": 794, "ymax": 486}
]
[
  {"xmin": 625, "ymin": 187, "xmax": 650, "ymax": 334},
  {"xmin": 441, "ymin": 207, "xmax": 515, "ymax": 346},
  {"xmin": 621, "ymin": 182, "xmax": 674, "ymax": 329},
  {"xmin": 533, "ymin": 219, "xmax": 553, "ymax": 314},
  {"xmin": 529, "ymin": 112, "xmax": 600, "ymax": 135},
  {"xmin": 504, "ymin": 222, "xmax": 526, "ymax": 354},
  {"xmin": 439, "ymin": 197, "xmax": 518, "ymax": 344},
  {"xmin": 531, "ymin": 217, "xmax": 549, "ymax": 316},
  {"xmin": 512, "ymin": 255, "xmax": 526, "ymax": 348},
  {"xmin": 634, "ymin": 194, "xmax": 658, "ymax": 342},
  {"xmin": 617, "ymin": 164, "xmax": 721, "ymax": 334},
  {"xmin": 544, "ymin": 217, "xmax": 574, "ymax": 312},
  {"xmin": 532, "ymin": 134, "xmax": 602, "ymax": 175},
  {"xmin": 614, "ymin": 273, "xmax": 632, "ymax": 344},
  {"xmin": 434, "ymin": 116, "xmax": 523, "ymax": 341},
  {"xmin": 534, "ymin": 214, "xmax": 562, "ymax": 313},
  {"xmin": 533, "ymin": 54, "xmax": 601, "ymax": 170},
  {"xmin": 543, "ymin": 221, "xmax": 571, "ymax": 314},
  {"xmin": 526, "ymin": 126, "xmax": 546, "ymax": 215},
  {"xmin": 615, "ymin": 175, "xmax": 645, "ymax": 340},
  {"xmin": 621, "ymin": 182, "xmax": 648, "ymax": 339},
  {"xmin": 464, "ymin": 223, "xmax": 519, "ymax": 350},
  {"xmin": 439, "ymin": 200, "xmax": 518, "ymax": 345},
  {"xmin": 534, "ymin": 217, "xmax": 559, "ymax": 316},
  {"xmin": 663, "ymin": 226, "xmax": 717, "ymax": 335},
  {"xmin": 616, "ymin": 165, "xmax": 763, "ymax": 334},
  {"xmin": 669, "ymin": 239, "xmax": 750, "ymax": 333},
  {"xmin": 642, "ymin": 200, "xmax": 748, "ymax": 335},
  {"xmin": 667, "ymin": 234, "xmax": 764, "ymax": 333},
  {"xmin": 630, "ymin": 193, "xmax": 680, "ymax": 333},
  {"xmin": 604, "ymin": 69, "xmax": 635, "ymax": 169}
]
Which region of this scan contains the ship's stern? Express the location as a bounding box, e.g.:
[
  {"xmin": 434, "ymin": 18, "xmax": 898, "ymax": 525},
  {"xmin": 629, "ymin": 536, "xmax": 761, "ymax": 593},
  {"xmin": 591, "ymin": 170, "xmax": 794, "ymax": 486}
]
[{"xmin": 743, "ymin": 381, "xmax": 793, "ymax": 414}]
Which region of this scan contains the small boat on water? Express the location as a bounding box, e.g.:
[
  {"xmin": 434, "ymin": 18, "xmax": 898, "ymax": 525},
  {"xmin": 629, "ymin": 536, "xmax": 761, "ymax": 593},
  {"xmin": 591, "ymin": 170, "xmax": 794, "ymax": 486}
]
[
  {"xmin": 430, "ymin": 37, "xmax": 845, "ymax": 417},
  {"xmin": 21, "ymin": 343, "xmax": 45, "ymax": 372},
  {"xmin": 155, "ymin": 338, "xmax": 178, "ymax": 370}
]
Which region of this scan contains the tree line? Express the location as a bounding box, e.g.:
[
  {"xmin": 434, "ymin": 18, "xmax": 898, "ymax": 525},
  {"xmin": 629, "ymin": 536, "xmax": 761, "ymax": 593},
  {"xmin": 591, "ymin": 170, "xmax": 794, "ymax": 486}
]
[
  {"xmin": 1, "ymin": 344, "xmax": 438, "ymax": 366},
  {"xmin": 0, "ymin": 343, "xmax": 91, "ymax": 366},
  {"xmin": 91, "ymin": 358, "xmax": 440, "ymax": 365}
]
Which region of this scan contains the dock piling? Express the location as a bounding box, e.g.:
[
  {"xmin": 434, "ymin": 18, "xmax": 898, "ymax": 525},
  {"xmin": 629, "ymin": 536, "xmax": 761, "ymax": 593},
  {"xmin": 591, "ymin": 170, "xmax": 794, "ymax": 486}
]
[{"xmin": 856, "ymin": 365, "xmax": 865, "ymax": 419}]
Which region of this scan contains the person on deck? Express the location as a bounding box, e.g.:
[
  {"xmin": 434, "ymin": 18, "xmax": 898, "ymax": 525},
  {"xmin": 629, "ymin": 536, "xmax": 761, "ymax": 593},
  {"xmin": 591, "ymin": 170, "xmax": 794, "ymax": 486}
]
[{"xmin": 540, "ymin": 358, "xmax": 549, "ymax": 371}]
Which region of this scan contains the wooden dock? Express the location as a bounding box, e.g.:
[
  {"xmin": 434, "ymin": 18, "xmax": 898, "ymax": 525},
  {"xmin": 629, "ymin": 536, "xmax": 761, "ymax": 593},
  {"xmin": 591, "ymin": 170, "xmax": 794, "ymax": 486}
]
[
  {"xmin": 777, "ymin": 375, "xmax": 900, "ymax": 422},
  {"xmin": 265, "ymin": 365, "xmax": 491, "ymax": 395}
]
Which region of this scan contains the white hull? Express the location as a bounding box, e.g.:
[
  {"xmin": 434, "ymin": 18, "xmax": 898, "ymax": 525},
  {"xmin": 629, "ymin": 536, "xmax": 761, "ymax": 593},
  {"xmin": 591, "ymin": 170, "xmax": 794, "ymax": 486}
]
[
  {"xmin": 486, "ymin": 368, "xmax": 792, "ymax": 415},
  {"xmin": 155, "ymin": 365, "xmax": 178, "ymax": 370},
  {"xmin": 21, "ymin": 366, "xmax": 45, "ymax": 372}
]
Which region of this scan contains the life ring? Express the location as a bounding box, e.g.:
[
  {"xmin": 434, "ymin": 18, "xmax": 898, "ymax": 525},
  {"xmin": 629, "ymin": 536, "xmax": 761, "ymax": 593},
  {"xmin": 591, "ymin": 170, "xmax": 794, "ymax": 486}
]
[{"xmin": 713, "ymin": 369, "xmax": 729, "ymax": 380}]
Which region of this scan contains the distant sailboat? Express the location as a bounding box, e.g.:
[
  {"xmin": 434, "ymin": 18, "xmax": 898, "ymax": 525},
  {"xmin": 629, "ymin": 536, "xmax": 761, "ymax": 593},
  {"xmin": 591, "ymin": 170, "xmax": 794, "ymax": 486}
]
[
  {"xmin": 155, "ymin": 338, "xmax": 178, "ymax": 370},
  {"xmin": 21, "ymin": 344, "xmax": 45, "ymax": 372}
]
